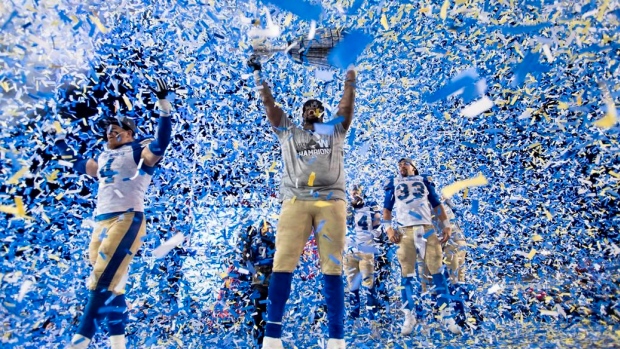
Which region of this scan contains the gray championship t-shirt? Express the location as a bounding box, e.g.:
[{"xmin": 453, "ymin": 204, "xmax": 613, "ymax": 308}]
[{"xmin": 273, "ymin": 115, "xmax": 347, "ymax": 201}]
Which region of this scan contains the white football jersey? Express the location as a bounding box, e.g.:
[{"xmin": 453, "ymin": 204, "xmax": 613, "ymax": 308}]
[
  {"xmin": 95, "ymin": 140, "xmax": 154, "ymax": 216},
  {"xmin": 392, "ymin": 176, "xmax": 434, "ymax": 226}
]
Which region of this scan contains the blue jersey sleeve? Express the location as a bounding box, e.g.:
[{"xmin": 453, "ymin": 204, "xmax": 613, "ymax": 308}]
[
  {"xmin": 383, "ymin": 177, "xmax": 396, "ymax": 211},
  {"xmin": 132, "ymin": 140, "xmax": 158, "ymax": 175},
  {"xmin": 422, "ymin": 175, "xmax": 441, "ymax": 208}
]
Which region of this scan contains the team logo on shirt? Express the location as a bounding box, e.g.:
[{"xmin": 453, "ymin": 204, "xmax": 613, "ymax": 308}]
[{"xmin": 297, "ymin": 137, "xmax": 331, "ymax": 157}]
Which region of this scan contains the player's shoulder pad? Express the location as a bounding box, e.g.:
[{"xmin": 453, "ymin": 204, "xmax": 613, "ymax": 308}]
[
  {"xmin": 383, "ymin": 176, "xmax": 395, "ymax": 190},
  {"xmin": 138, "ymin": 137, "xmax": 154, "ymax": 147},
  {"xmin": 421, "ymin": 173, "xmax": 434, "ymax": 184}
]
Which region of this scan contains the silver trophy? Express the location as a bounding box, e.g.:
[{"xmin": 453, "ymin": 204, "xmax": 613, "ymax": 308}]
[{"xmin": 251, "ymin": 27, "xmax": 344, "ymax": 68}]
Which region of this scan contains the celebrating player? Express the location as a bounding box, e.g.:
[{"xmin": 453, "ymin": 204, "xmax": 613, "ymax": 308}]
[
  {"xmin": 59, "ymin": 78, "xmax": 174, "ymax": 349},
  {"xmin": 344, "ymin": 185, "xmax": 381, "ymax": 326},
  {"xmin": 241, "ymin": 220, "xmax": 276, "ymax": 348},
  {"xmin": 248, "ymin": 57, "xmax": 356, "ymax": 349},
  {"xmin": 382, "ymin": 158, "xmax": 460, "ymax": 335}
]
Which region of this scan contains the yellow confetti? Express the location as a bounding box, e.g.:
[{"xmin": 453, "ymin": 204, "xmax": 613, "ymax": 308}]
[
  {"xmin": 609, "ymin": 171, "xmax": 620, "ymax": 179},
  {"xmin": 557, "ymin": 101, "xmax": 569, "ymax": 110},
  {"xmin": 171, "ymin": 336, "xmax": 183, "ymax": 346},
  {"xmin": 88, "ymin": 15, "xmax": 108, "ymax": 34},
  {"xmin": 233, "ymin": 141, "xmax": 239, "ymax": 150},
  {"xmin": 527, "ymin": 249, "xmax": 537, "ymax": 259},
  {"xmin": 7, "ymin": 167, "xmax": 27, "ymax": 185},
  {"xmin": 597, "ymin": 0, "xmax": 610, "ymax": 22},
  {"xmin": 0, "ymin": 205, "xmax": 18, "ymax": 215},
  {"xmin": 122, "ymin": 95, "xmax": 133, "ymax": 111},
  {"xmin": 380, "ymin": 14, "xmax": 389, "ymax": 30},
  {"xmin": 15, "ymin": 197, "xmax": 25, "ymax": 216},
  {"xmin": 290, "ymin": 196, "xmax": 296, "ymax": 204},
  {"xmin": 594, "ymin": 99, "xmax": 617, "ymax": 129},
  {"xmin": 442, "ymin": 174, "xmax": 488, "ymax": 199},
  {"xmin": 53, "ymin": 121, "xmax": 63, "ymax": 134},
  {"xmin": 268, "ymin": 161, "xmax": 277, "ymax": 173},
  {"xmin": 314, "ymin": 201, "xmax": 333, "ymax": 208},
  {"xmin": 283, "ymin": 13, "xmax": 293, "ymax": 26},
  {"xmin": 0, "ymin": 81, "xmax": 10, "ymax": 92},
  {"xmin": 544, "ymin": 209, "xmax": 553, "ymax": 221},
  {"xmin": 532, "ymin": 234, "xmax": 543, "ymax": 242},
  {"xmin": 185, "ymin": 62, "xmax": 195, "ymax": 74},
  {"xmin": 440, "ymin": 0, "xmax": 450, "ymax": 20},
  {"xmin": 308, "ymin": 172, "xmax": 316, "ymax": 186}
]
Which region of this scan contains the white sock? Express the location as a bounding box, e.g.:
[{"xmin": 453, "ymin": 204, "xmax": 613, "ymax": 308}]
[
  {"xmin": 110, "ymin": 335, "xmax": 126, "ymax": 349},
  {"xmin": 68, "ymin": 334, "xmax": 91, "ymax": 349}
]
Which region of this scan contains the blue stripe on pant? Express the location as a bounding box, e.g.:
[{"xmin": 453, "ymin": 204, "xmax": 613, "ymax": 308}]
[{"xmin": 96, "ymin": 212, "xmax": 144, "ymax": 290}]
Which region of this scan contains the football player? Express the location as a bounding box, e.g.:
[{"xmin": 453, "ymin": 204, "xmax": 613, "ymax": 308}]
[
  {"xmin": 248, "ymin": 57, "xmax": 356, "ymax": 349},
  {"xmin": 382, "ymin": 158, "xmax": 460, "ymax": 335},
  {"xmin": 58, "ymin": 78, "xmax": 174, "ymax": 349},
  {"xmin": 241, "ymin": 220, "xmax": 276, "ymax": 348},
  {"xmin": 344, "ymin": 185, "xmax": 381, "ymax": 326}
]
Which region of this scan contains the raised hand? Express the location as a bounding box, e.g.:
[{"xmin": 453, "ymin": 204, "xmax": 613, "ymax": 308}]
[
  {"xmin": 151, "ymin": 78, "xmax": 172, "ymax": 100},
  {"xmin": 247, "ymin": 55, "xmax": 262, "ymax": 72}
]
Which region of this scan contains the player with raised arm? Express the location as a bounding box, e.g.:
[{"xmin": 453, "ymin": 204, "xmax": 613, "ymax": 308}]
[
  {"xmin": 58, "ymin": 78, "xmax": 174, "ymax": 349},
  {"xmin": 248, "ymin": 56, "xmax": 356, "ymax": 349}
]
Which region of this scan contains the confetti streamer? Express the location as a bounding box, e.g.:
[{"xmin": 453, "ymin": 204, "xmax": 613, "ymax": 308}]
[
  {"xmin": 152, "ymin": 233, "xmax": 185, "ymax": 259},
  {"xmin": 442, "ymin": 174, "xmax": 489, "ymax": 199}
]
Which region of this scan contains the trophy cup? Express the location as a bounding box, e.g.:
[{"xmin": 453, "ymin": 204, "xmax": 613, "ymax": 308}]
[{"xmin": 251, "ymin": 27, "xmax": 345, "ymax": 69}]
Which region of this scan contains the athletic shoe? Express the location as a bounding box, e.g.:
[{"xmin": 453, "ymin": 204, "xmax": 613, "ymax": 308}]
[
  {"xmin": 326, "ymin": 338, "xmax": 346, "ymax": 349},
  {"xmin": 262, "ymin": 336, "xmax": 285, "ymax": 349},
  {"xmin": 400, "ymin": 309, "xmax": 416, "ymax": 335}
]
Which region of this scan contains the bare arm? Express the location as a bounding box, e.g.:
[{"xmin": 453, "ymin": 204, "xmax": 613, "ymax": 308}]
[
  {"xmin": 85, "ymin": 159, "xmax": 98, "ymax": 177},
  {"xmin": 259, "ymin": 81, "xmax": 284, "ymax": 127},
  {"xmin": 382, "ymin": 208, "xmax": 401, "ymax": 243},
  {"xmin": 433, "ymin": 204, "xmax": 452, "ymax": 243},
  {"xmin": 338, "ymin": 70, "xmax": 356, "ymax": 130},
  {"xmin": 382, "ymin": 208, "xmax": 392, "ymax": 222}
]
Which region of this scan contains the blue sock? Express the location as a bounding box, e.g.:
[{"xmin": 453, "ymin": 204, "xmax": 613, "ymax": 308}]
[
  {"xmin": 400, "ymin": 277, "xmax": 416, "ymax": 311},
  {"xmin": 323, "ymin": 275, "xmax": 344, "ymax": 339},
  {"xmin": 366, "ymin": 287, "xmax": 377, "ymax": 320},
  {"xmin": 77, "ymin": 290, "xmax": 114, "ymax": 339},
  {"xmin": 106, "ymin": 294, "xmax": 127, "ymax": 336},
  {"xmin": 349, "ymin": 289, "xmax": 360, "ymax": 319},
  {"xmin": 265, "ymin": 272, "xmax": 293, "ymax": 338},
  {"xmin": 431, "ymin": 273, "xmax": 450, "ymax": 309}
]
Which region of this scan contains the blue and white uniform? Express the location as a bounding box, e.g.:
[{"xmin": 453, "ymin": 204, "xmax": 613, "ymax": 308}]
[
  {"xmin": 95, "ymin": 139, "xmax": 158, "ymax": 218},
  {"xmin": 383, "ymin": 174, "xmax": 441, "ymax": 228}
]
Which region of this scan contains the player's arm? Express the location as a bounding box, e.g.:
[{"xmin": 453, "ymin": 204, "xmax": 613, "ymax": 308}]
[
  {"xmin": 54, "ymin": 139, "xmax": 98, "ymax": 177},
  {"xmin": 142, "ymin": 79, "xmax": 173, "ymax": 167},
  {"xmin": 371, "ymin": 210, "xmax": 382, "ymax": 238},
  {"xmin": 338, "ymin": 70, "xmax": 356, "ymax": 130},
  {"xmin": 241, "ymin": 226, "xmax": 256, "ymax": 263},
  {"xmin": 382, "ymin": 178, "xmax": 401, "ymax": 244},
  {"xmin": 247, "ymin": 56, "xmax": 284, "ymax": 127},
  {"xmin": 424, "ymin": 176, "xmax": 452, "ymax": 243}
]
